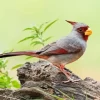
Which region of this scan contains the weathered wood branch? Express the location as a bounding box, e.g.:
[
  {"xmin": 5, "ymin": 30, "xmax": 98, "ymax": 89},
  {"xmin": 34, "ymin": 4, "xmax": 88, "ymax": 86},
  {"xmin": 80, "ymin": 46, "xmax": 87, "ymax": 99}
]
[{"xmin": 0, "ymin": 60, "xmax": 100, "ymax": 100}]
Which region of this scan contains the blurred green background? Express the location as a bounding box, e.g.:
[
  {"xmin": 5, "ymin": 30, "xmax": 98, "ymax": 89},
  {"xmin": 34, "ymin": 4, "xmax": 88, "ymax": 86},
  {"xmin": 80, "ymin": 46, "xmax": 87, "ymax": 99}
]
[{"xmin": 0, "ymin": 0, "xmax": 100, "ymax": 80}]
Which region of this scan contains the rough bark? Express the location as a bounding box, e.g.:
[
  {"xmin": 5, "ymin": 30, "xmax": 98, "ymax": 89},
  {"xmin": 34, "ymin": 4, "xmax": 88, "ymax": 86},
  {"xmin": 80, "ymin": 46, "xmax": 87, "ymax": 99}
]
[{"xmin": 0, "ymin": 60, "xmax": 100, "ymax": 100}]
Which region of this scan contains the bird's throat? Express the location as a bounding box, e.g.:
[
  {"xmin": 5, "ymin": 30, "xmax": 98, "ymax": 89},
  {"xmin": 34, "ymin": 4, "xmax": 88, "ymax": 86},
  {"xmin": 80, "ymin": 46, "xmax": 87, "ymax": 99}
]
[{"xmin": 83, "ymin": 35, "xmax": 88, "ymax": 41}]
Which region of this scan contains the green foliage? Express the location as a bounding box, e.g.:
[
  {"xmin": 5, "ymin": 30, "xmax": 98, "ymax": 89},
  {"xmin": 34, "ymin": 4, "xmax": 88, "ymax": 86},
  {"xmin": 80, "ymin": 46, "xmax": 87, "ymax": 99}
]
[
  {"xmin": 0, "ymin": 58, "xmax": 20, "ymax": 89},
  {"xmin": 0, "ymin": 59, "xmax": 8, "ymax": 69},
  {"xmin": 18, "ymin": 19, "xmax": 58, "ymax": 47},
  {"xmin": 0, "ymin": 20, "xmax": 57, "ymax": 89},
  {"xmin": 11, "ymin": 64, "xmax": 23, "ymax": 70}
]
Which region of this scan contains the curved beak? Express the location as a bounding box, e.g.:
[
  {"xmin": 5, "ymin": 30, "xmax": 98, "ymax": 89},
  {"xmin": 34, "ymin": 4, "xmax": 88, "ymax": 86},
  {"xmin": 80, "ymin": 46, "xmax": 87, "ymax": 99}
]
[{"xmin": 85, "ymin": 28, "xmax": 92, "ymax": 36}]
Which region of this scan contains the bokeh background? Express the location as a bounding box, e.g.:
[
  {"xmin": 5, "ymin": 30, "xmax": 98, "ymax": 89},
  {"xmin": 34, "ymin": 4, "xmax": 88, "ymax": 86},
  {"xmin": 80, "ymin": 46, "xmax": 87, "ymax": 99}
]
[{"xmin": 0, "ymin": 0, "xmax": 100, "ymax": 81}]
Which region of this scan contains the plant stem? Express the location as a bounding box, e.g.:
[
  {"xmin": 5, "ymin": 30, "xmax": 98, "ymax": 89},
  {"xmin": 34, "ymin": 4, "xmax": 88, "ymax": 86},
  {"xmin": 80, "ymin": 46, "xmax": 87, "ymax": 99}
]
[{"xmin": 38, "ymin": 34, "xmax": 45, "ymax": 46}]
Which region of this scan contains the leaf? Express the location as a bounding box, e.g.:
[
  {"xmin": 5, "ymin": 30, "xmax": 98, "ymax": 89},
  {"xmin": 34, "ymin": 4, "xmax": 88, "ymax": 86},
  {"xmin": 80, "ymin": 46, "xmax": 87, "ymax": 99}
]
[
  {"xmin": 43, "ymin": 36, "xmax": 52, "ymax": 42},
  {"xmin": 31, "ymin": 34, "xmax": 38, "ymax": 40},
  {"xmin": 0, "ymin": 84, "xmax": 6, "ymax": 88},
  {"xmin": 12, "ymin": 80, "xmax": 20, "ymax": 88},
  {"xmin": 2, "ymin": 60, "xmax": 8, "ymax": 69},
  {"xmin": 0, "ymin": 73, "xmax": 12, "ymax": 88},
  {"xmin": 4, "ymin": 60, "xmax": 8, "ymax": 65},
  {"xmin": 11, "ymin": 64, "xmax": 23, "ymax": 70},
  {"xmin": 43, "ymin": 19, "xmax": 58, "ymax": 33},
  {"xmin": 0, "ymin": 60, "xmax": 6, "ymax": 69},
  {"xmin": 23, "ymin": 28, "xmax": 33, "ymax": 31},
  {"xmin": 3, "ymin": 49, "xmax": 14, "ymax": 53},
  {"xmin": 26, "ymin": 56, "xmax": 33, "ymax": 60},
  {"xmin": 30, "ymin": 41, "xmax": 44, "ymax": 46},
  {"xmin": 10, "ymin": 49, "xmax": 14, "ymax": 52},
  {"xmin": 38, "ymin": 22, "xmax": 48, "ymax": 31},
  {"xmin": 33, "ymin": 26, "xmax": 39, "ymax": 33},
  {"xmin": 18, "ymin": 36, "xmax": 35, "ymax": 43}
]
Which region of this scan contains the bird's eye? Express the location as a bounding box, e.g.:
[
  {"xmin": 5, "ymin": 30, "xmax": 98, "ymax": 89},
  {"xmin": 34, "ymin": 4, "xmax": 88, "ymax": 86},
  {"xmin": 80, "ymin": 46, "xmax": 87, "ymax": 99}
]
[
  {"xmin": 78, "ymin": 28, "xmax": 83, "ymax": 32},
  {"xmin": 79, "ymin": 29, "xmax": 82, "ymax": 32}
]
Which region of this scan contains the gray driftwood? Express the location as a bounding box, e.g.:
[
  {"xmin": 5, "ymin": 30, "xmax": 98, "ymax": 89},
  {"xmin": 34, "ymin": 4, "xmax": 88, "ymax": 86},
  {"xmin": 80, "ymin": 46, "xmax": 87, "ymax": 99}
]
[{"xmin": 0, "ymin": 60, "xmax": 100, "ymax": 100}]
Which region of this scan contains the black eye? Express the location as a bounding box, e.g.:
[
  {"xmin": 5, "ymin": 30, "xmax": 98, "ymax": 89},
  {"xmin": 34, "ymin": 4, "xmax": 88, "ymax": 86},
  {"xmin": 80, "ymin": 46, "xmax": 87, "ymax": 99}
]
[
  {"xmin": 78, "ymin": 28, "xmax": 83, "ymax": 32},
  {"xmin": 79, "ymin": 29, "xmax": 82, "ymax": 32}
]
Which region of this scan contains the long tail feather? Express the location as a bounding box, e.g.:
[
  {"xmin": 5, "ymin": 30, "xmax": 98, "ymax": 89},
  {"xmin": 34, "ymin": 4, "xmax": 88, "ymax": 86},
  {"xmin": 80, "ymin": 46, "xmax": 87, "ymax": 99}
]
[{"xmin": 0, "ymin": 51, "xmax": 37, "ymax": 58}]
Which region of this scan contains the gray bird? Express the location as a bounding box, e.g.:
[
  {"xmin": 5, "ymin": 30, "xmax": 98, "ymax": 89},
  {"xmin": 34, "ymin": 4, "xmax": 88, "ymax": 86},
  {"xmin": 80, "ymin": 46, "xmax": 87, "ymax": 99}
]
[{"xmin": 0, "ymin": 20, "xmax": 92, "ymax": 82}]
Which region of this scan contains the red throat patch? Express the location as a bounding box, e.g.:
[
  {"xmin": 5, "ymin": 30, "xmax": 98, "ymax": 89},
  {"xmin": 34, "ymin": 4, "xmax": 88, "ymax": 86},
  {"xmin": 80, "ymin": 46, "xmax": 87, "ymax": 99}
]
[{"xmin": 83, "ymin": 35, "xmax": 89, "ymax": 41}]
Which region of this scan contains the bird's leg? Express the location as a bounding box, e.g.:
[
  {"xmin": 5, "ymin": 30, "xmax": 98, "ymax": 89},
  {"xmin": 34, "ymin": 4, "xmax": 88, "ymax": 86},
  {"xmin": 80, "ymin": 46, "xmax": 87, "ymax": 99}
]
[
  {"xmin": 59, "ymin": 65, "xmax": 81, "ymax": 83},
  {"xmin": 59, "ymin": 65, "xmax": 73, "ymax": 82},
  {"xmin": 60, "ymin": 65, "xmax": 72, "ymax": 76}
]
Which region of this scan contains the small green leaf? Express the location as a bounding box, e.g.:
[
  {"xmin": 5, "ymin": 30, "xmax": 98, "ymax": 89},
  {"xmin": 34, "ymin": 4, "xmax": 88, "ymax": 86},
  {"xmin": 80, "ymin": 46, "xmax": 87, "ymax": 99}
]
[
  {"xmin": 33, "ymin": 26, "xmax": 39, "ymax": 33},
  {"xmin": 3, "ymin": 49, "xmax": 14, "ymax": 53},
  {"xmin": 18, "ymin": 36, "xmax": 35, "ymax": 43},
  {"xmin": 4, "ymin": 60, "xmax": 8, "ymax": 65},
  {"xmin": 10, "ymin": 49, "xmax": 14, "ymax": 52},
  {"xmin": 38, "ymin": 22, "xmax": 48, "ymax": 31},
  {"xmin": 30, "ymin": 41, "xmax": 44, "ymax": 46},
  {"xmin": 26, "ymin": 56, "xmax": 33, "ymax": 60},
  {"xmin": 31, "ymin": 34, "xmax": 38, "ymax": 39},
  {"xmin": 0, "ymin": 85, "xmax": 6, "ymax": 88},
  {"xmin": 12, "ymin": 80, "xmax": 20, "ymax": 88},
  {"xmin": 11, "ymin": 64, "xmax": 23, "ymax": 70},
  {"xmin": 43, "ymin": 19, "xmax": 58, "ymax": 33},
  {"xmin": 0, "ymin": 60, "xmax": 6, "ymax": 69},
  {"xmin": 23, "ymin": 28, "xmax": 33, "ymax": 31},
  {"xmin": 43, "ymin": 36, "xmax": 52, "ymax": 42}
]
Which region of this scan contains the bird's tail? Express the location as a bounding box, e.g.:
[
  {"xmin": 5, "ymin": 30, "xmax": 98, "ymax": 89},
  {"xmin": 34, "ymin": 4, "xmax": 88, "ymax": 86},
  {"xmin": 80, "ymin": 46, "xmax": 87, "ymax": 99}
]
[{"xmin": 0, "ymin": 51, "xmax": 38, "ymax": 58}]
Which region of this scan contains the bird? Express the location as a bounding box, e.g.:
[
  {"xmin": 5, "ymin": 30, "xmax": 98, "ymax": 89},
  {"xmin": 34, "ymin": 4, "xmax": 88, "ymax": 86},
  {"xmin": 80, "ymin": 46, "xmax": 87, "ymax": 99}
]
[{"xmin": 0, "ymin": 20, "xmax": 92, "ymax": 82}]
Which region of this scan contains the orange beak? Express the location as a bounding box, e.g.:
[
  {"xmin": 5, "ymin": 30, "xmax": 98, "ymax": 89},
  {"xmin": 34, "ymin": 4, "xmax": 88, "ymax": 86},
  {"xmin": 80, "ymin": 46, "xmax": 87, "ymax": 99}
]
[{"xmin": 85, "ymin": 28, "xmax": 92, "ymax": 36}]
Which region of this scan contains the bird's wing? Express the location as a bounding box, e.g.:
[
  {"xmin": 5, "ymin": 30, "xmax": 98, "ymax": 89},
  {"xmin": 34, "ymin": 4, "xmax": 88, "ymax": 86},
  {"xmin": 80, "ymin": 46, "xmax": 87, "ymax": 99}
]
[
  {"xmin": 36, "ymin": 42, "xmax": 67, "ymax": 55},
  {"xmin": 37, "ymin": 36, "xmax": 82, "ymax": 56}
]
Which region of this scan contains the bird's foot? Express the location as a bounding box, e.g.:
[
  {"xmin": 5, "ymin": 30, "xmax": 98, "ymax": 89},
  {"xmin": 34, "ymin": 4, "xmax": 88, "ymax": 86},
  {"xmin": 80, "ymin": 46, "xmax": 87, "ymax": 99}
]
[{"xmin": 62, "ymin": 78, "xmax": 81, "ymax": 83}]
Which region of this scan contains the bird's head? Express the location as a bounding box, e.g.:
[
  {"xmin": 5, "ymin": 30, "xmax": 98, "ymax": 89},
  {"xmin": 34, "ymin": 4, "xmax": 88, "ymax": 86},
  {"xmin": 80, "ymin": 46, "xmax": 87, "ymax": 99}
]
[{"xmin": 66, "ymin": 20, "xmax": 92, "ymax": 41}]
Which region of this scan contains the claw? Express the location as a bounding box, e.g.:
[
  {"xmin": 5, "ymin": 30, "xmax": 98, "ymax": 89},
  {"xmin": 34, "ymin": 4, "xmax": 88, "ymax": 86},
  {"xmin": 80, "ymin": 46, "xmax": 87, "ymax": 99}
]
[{"xmin": 62, "ymin": 78, "xmax": 81, "ymax": 83}]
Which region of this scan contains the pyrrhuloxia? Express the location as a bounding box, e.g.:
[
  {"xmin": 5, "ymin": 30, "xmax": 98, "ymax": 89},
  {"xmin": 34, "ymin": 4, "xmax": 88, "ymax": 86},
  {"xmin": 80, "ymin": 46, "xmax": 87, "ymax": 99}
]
[{"xmin": 0, "ymin": 20, "xmax": 92, "ymax": 82}]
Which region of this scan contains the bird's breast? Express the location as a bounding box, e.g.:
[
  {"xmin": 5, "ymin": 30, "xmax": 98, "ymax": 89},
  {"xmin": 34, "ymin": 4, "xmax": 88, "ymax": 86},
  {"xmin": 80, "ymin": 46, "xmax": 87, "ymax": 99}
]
[{"xmin": 48, "ymin": 51, "xmax": 84, "ymax": 66}]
